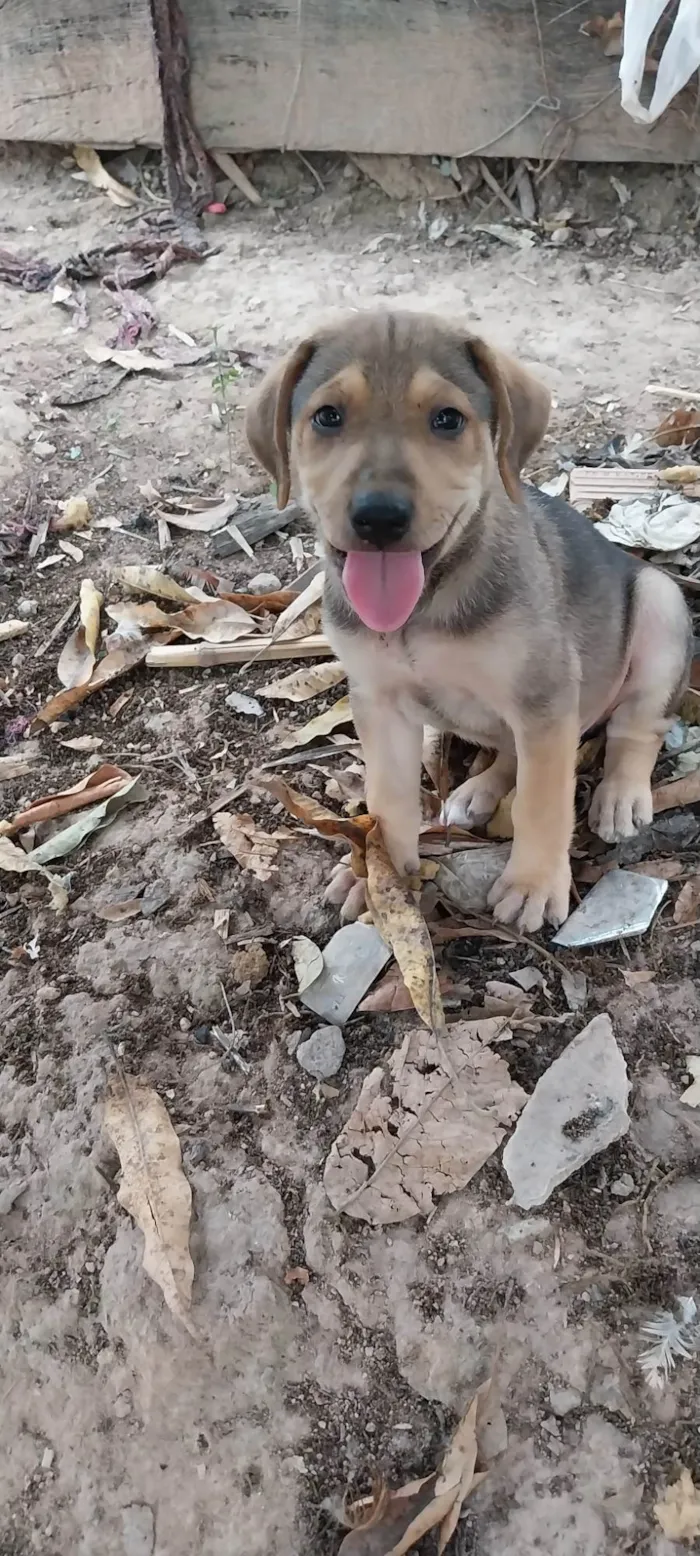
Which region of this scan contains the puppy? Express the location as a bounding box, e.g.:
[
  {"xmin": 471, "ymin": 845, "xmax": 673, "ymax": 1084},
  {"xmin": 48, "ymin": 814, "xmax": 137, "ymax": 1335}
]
[{"xmin": 246, "ymin": 311, "xmax": 692, "ymax": 932}]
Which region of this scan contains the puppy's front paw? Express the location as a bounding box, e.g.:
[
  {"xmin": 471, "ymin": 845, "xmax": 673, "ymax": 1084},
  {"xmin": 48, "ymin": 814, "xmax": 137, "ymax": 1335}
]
[
  {"xmin": 589, "ymin": 778, "xmax": 653, "ymax": 844},
  {"xmin": 323, "ymin": 858, "xmax": 367, "ymax": 922},
  {"xmin": 488, "ymin": 855, "xmax": 571, "ymax": 932},
  {"xmin": 442, "ymin": 770, "xmax": 506, "ymax": 829}
]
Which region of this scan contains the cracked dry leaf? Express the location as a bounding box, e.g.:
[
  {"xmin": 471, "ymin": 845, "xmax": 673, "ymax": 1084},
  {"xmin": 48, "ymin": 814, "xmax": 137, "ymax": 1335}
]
[
  {"xmin": 277, "ymin": 695, "xmax": 353, "ymax": 750},
  {"xmin": 57, "ymin": 578, "xmax": 103, "ymax": 689},
  {"xmin": 291, "ymin": 935, "xmax": 324, "ymax": 993},
  {"xmin": 32, "ymin": 639, "xmax": 152, "ymax": 727},
  {"xmin": 324, "ymin": 1022, "xmax": 526, "ymax": 1223},
  {"xmin": 366, "ymin": 820, "xmax": 442, "ymax": 1029},
  {"xmin": 260, "ymin": 660, "xmax": 346, "ymax": 703},
  {"xmin": 213, "ymin": 811, "xmax": 293, "ymax": 882},
  {"xmin": 674, "ymin": 877, "xmax": 700, "ymax": 926},
  {"xmin": 113, "ymin": 565, "xmax": 196, "ymax": 605},
  {"xmin": 104, "ymin": 1074, "xmax": 196, "ymax": 1336},
  {"xmin": 654, "ymin": 1468, "xmax": 700, "ymax": 1542},
  {"xmin": 168, "ymin": 599, "xmax": 257, "ymax": 643},
  {"xmin": 341, "ymin": 1381, "xmax": 494, "ymax": 1556},
  {"xmin": 259, "ymin": 777, "xmax": 371, "ymax": 877}
]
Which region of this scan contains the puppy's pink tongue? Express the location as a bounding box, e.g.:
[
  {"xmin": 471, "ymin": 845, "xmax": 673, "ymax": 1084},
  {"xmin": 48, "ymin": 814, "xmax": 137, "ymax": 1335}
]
[{"xmin": 342, "ymin": 550, "xmax": 424, "ymax": 633}]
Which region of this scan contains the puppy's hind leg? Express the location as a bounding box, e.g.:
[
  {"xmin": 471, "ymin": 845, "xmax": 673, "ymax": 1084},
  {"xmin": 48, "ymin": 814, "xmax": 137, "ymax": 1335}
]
[
  {"xmin": 589, "ymin": 568, "xmax": 692, "ymax": 843},
  {"xmin": 442, "ymin": 747, "xmax": 517, "ymax": 829}
]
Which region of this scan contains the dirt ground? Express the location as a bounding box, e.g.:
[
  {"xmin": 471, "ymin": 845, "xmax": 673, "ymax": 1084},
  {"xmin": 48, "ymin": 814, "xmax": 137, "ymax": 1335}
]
[{"xmin": 2, "ymin": 144, "xmax": 700, "ymax": 1556}]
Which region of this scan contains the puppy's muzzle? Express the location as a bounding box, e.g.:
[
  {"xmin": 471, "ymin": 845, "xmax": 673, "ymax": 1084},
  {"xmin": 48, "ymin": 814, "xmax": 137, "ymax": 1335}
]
[{"xmin": 349, "ymin": 490, "xmax": 414, "ymax": 547}]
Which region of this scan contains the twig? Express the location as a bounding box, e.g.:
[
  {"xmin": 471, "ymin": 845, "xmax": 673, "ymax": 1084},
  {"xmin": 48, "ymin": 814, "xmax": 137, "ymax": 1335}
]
[
  {"xmin": 454, "ymin": 96, "xmax": 559, "ymax": 160},
  {"xmin": 477, "ymin": 160, "xmax": 523, "ymax": 222},
  {"xmin": 34, "ymin": 600, "xmax": 77, "ymax": 659},
  {"xmin": 432, "ymin": 916, "xmax": 572, "ymax": 976},
  {"xmin": 296, "ymin": 150, "xmax": 325, "ymax": 192},
  {"xmin": 210, "ymin": 149, "xmax": 262, "ymax": 206}
]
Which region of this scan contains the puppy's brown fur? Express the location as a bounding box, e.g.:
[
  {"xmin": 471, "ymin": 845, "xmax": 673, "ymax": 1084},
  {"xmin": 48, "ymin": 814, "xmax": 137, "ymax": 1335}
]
[{"xmin": 247, "ymin": 311, "xmax": 692, "ymax": 931}]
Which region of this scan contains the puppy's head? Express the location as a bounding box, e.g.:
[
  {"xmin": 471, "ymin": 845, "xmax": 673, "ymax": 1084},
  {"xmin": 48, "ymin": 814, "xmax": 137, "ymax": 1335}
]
[{"xmin": 246, "ymin": 311, "xmax": 550, "ymax": 632}]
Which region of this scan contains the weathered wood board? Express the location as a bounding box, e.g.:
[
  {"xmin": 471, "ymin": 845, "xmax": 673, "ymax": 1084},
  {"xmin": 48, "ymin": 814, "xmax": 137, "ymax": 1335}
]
[{"xmin": 2, "ymin": 0, "xmax": 699, "ymax": 162}]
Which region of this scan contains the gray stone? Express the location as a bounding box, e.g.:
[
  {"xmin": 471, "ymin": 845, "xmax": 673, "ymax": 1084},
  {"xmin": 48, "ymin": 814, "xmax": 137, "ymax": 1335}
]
[
  {"xmin": 436, "ymin": 844, "xmax": 510, "ymax": 916},
  {"xmin": 300, "ymin": 922, "xmax": 391, "ymax": 1026},
  {"xmin": 297, "ymin": 1024, "xmax": 345, "ymax": 1080},
  {"xmin": 549, "ymin": 1385, "xmax": 582, "ymax": 1417},
  {"xmin": 17, "ymin": 598, "xmax": 39, "ymax": 619},
  {"xmin": 247, "ymin": 572, "xmax": 281, "ymax": 593},
  {"xmin": 121, "ymin": 1504, "xmax": 154, "ymax": 1556},
  {"xmin": 553, "ymin": 869, "xmax": 668, "ymax": 948},
  {"xmin": 503, "ymin": 1014, "xmax": 630, "ymax": 1209}
]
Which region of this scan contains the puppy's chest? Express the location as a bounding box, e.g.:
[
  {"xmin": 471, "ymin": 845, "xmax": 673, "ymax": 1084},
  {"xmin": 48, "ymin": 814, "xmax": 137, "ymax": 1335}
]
[{"xmin": 334, "ymin": 628, "xmax": 505, "ymax": 734}]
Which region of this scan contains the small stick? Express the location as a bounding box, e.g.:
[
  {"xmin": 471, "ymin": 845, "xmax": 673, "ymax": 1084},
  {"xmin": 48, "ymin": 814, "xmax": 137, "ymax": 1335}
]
[
  {"xmin": 477, "ymin": 159, "xmax": 524, "ymax": 222},
  {"xmin": 34, "ymin": 600, "xmax": 77, "ymax": 659},
  {"xmin": 210, "ymin": 149, "xmax": 262, "ymax": 206}
]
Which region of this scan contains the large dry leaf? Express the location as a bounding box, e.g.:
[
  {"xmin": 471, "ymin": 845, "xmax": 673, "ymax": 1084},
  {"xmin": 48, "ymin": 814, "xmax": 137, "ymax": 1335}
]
[
  {"xmin": 324, "ymin": 1021, "xmax": 526, "ymax": 1223},
  {"xmin": 654, "ymin": 1468, "xmax": 700, "ymax": 1542},
  {"xmin": 674, "ymin": 877, "xmax": 700, "ymax": 925},
  {"xmin": 159, "ymin": 495, "xmax": 239, "ymax": 533},
  {"xmin": 260, "ymin": 660, "xmax": 347, "ymax": 703},
  {"xmin": 73, "ymin": 145, "xmax": 138, "ymax": 207},
  {"xmin": 113, "ymin": 565, "xmax": 195, "ymax": 605},
  {"xmin": 277, "ymin": 695, "xmax": 353, "ymax": 749},
  {"xmin": 32, "ymin": 639, "xmax": 151, "ymax": 727},
  {"xmin": 168, "ymin": 599, "xmax": 257, "ymax": 643},
  {"xmin": 107, "ymin": 601, "xmax": 173, "ymax": 631},
  {"xmin": 340, "ymin": 1382, "xmax": 494, "ymax": 1556},
  {"xmin": 85, "ymin": 342, "xmax": 173, "ymax": 374},
  {"xmin": 4, "ymin": 763, "xmax": 131, "ymax": 836},
  {"xmin": 653, "ymin": 771, "xmax": 700, "ymax": 812},
  {"xmin": 366, "ymin": 820, "xmax": 442, "ymax": 1029},
  {"xmin": 27, "ymin": 775, "xmax": 146, "ymax": 865},
  {"xmin": 259, "ymin": 777, "xmax": 371, "ymax": 875},
  {"xmin": 655, "ymin": 407, "xmax": 700, "ymax": 447},
  {"xmin": 214, "ymin": 811, "xmax": 293, "ymax": 881},
  {"xmin": 104, "ymin": 1074, "xmax": 196, "ymax": 1336},
  {"xmin": 56, "ymin": 578, "xmax": 103, "ymax": 689}
]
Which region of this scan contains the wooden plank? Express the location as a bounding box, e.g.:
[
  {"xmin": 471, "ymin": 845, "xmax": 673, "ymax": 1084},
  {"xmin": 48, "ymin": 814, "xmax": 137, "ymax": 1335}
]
[
  {"xmin": 0, "ymin": 0, "xmax": 698, "ymax": 162},
  {"xmin": 185, "ymin": 0, "xmax": 700, "ymax": 164},
  {"xmin": 146, "ymin": 633, "xmax": 333, "ymax": 668},
  {"xmin": 0, "ymin": 0, "xmax": 160, "ymax": 145}
]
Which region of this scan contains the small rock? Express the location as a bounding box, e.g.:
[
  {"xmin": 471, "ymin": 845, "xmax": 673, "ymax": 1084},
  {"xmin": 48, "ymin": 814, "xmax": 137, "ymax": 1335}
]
[
  {"xmin": 231, "ymin": 941, "xmax": 268, "ymax": 989},
  {"xmin": 225, "ymin": 691, "xmax": 263, "ymax": 717},
  {"xmin": 510, "ymin": 966, "xmax": 544, "ymax": 992},
  {"xmin": 300, "ymin": 922, "xmax": 391, "ymax": 1025},
  {"xmin": 247, "ymin": 572, "xmax": 281, "ymax": 593},
  {"xmin": 548, "ymin": 1386, "xmax": 582, "ymax": 1417},
  {"xmin": 297, "ymin": 1024, "xmax": 345, "ymax": 1079},
  {"xmin": 502, "ymin": 1014, "xmax": 630, "ymax": 1209},
  {"xmin": 589, "ymin": 1367, "xmax": 633, "ymax": 1420},
  {"xmin": 34, "ymin": 440, "xmax": 56, "ymax": 460},
  {"xmin": 121, "ymin": 1504, "xmax": 155, "ymax": 1556},
  {"xmin": 550, "ymin": 227, "xmax": 571, "ymax": 246},
  {"xmin": 140, "ymin": 879, "xmax": 171, "ymax": 918},
  {"xmin": 41, "ymin": 1448, "xmax": 55, "ymax": 1470},
  {"xmin": 560, "ymin": 968, "xmax": 587, "ymax": 1011},
  {"xmin": 17, "ymin": 598, "xmax": 38, "ymax": 619},
  {"xmin": 610, "ymin": 1172, "xmax": 635, "ymax": 1198}
]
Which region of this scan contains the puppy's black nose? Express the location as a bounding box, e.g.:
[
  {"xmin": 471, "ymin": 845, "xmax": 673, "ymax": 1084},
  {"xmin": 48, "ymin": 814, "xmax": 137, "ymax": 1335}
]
[{"xmin": 349, "ymin": 490, "xmax": 414, "ymax": 546}]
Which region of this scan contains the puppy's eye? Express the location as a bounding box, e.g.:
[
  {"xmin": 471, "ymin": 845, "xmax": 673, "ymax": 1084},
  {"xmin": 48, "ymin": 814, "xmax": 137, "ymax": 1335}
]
[
  {"xmin": 312, "ymin": 404, "xmax": 344, "ymax": 433},
  {"xmin": 430, "ymin": 407, "xmax": 466, "ymax": 437}
]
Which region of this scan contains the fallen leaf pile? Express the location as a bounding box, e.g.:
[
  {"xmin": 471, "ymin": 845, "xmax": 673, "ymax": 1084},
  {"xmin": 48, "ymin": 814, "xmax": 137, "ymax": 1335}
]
[
  {"xmin": 340, "ymin": 1380, "xmax": 496, "ymax": 1554},
  {"xmin": 104, "ymin": 1072, "xmax": 196, "ymax": 1336},
  {"xmin": 324, "ymin": 1020, "xmax": 526, "ymax": 1223}
]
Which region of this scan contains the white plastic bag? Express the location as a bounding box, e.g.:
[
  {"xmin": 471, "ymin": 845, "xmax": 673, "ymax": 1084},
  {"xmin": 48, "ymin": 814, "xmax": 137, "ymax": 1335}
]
[{"xmin": 620, "ymin": 0, "xmax": 700, "ymax": 124}]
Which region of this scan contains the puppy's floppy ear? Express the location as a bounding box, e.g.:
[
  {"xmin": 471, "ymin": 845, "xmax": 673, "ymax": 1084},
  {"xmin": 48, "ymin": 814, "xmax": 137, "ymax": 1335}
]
[
  {"xmin": 245, "ymin": 338, "xmax": 316, "ymax": 509},
  {"xmin": 468, "ymin": 339, "xmax": 551, "ymax": 502}
]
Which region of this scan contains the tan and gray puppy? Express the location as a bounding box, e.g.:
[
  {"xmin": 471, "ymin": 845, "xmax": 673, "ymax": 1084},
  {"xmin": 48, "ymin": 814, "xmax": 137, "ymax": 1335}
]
[{"xmin": 246, "ymin": 310, "xmax": 692, "ymax": 932}]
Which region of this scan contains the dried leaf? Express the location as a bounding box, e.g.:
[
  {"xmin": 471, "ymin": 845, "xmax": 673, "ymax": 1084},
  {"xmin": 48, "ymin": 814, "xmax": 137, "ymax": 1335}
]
[
  {"xmin": 486, "ymin": 788, "xmax": 514, "ymax": 840},
  {"xmin": 58, "ymin": 538, "xmax": 84, "ymax": 563},
  {"xmin": 54, "ymin": 494, "xmax": 90, "ymax": 534},
  {"xmin": 277, "ymin": 696, "xmax": 353, "ymax": 750},
  {"xmin": 680, "ymin": 1056, "xmax": 700, "ymax": 1108},
  {"xmin": 224, "ymin": 691, "xmax": 263, "ymax": 717},
  {"xmin": 213, "ymin": 811, "xmax": 293, "ymax": 882},
  {"xmin": 0, "ymin": 620, "xmax": 29, "ymax": 643},
  {"xmin": 96, "ymin": 898, "xmax": 144, "ymax": 923},
  {"xmin": 104, "ymin": 1074, "xmax": 196, "ymax": 1335},
  {"xmin": 341, "ymin": 1383, "xmax": 493, "ymax": 1556},
  {"xmin": 260, "ymin": 661, "xmax": 347, "ymax": 703},
  {"xmin": 674, "ymin": 877, "xmax": 700, "ymax": 926},
  {"xmin": 107, "ymin": 601, "xmax": 173, "ymax": 631},
  {"xmin": 324, "ymin": 1021, "xmax": 525, "ymax": 1223},
  {"xmin": 5, "ymin": 763, "xmax": 132, "ymax": 836},
  {"xmin": 291, "ymin": 935, "xmax": 324, "ymax": 992},
  {"xmin": 365, "ymin": 820, "xmax": 442, "ymax": 1029},
  {"xmin": 85, "ymin": 343, "xmax": 173, "ymax": 374},
  {"xmin": 0, "ymin": 748, "xmax": 38, "ymax": 781},
  {"xmin": 621, "ymin": 967, "xmax": 656, "ymax": 988},
  {"xmin": 113, "ymin": 566, "xmax": 197, "ymax": 605},
  {"xmin": 654, "ymin": 1468, "xmax": 700, "ymax": 1542},
  {"xmin": 24, "ymin": 774, "xmax": 146, "ymax": 865},
  {"xmin": 56, "ymin": 578, "xmax": 103, "ymax": 689},
  {"xmin": 271, "ymin": 572, "xmax": 324, "ymax": 643},
  {"xmin": 655, "ymin": 408, "xmax": 700, "ymax": 448},
  {"xmin": 32, "ymin": 638, "xmax": 151, "ymax": 727},
  {"xmin": 219, "ymin": 589, "xmax": 296, "ymax": 615},
  {"xmin": 653, "ymin": 771, "xmax": 700, "ymax": 812},
  {"xmin": 169, "ymin": 599, "xmax": 257, "ymax": 643},
  {"xmin": 259, "ymin": 777, "xmax": 371, "ymax": 877},
  {"xmin": 158, "ymin": 494, "xmax": 239, "ymax": 533},
  {"xmin": 73, "ymin": 145, "xmax": 139, "ymax": 207},
  {"xmin": 359, "ymin": 966, "xmax": 458, "ymax": 1014}
]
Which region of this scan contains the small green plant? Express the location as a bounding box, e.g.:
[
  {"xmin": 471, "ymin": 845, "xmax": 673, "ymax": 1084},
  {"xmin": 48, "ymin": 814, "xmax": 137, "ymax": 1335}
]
[{"xmin": 211, "ymin": 327, "xmax": 241, "ymax": 480}]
